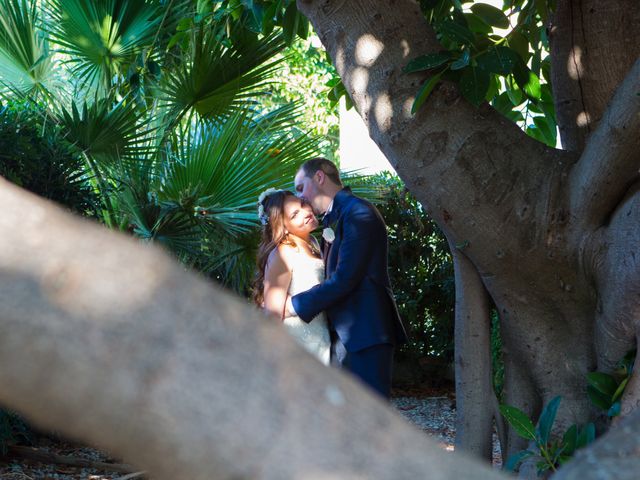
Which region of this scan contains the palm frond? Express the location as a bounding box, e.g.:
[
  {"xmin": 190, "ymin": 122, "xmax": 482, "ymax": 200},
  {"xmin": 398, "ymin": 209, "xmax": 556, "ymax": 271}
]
[
  {"xmin": 159, "ymin": 105, "xmax": 318, "ymax": 235},
  {"xmin": 58, "ymin": 97, "xmax": 156, "ymax": 163},
  {"xmin": 47, "ymin": 0, "xmax": 162, "ymax": 92},
  {"xmin": 0, "ymin": 0, "xmax": 56, "ymax": 100},
  {"xmin": 159, "ymin": 25, "xmax": 286, "ymax": 126}
]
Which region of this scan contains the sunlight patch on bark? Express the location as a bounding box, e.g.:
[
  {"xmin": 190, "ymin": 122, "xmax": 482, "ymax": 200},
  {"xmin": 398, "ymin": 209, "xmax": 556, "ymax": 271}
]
[
  {"xmin": 373, "ymin": 93, "xmax": 393, "ymax": 132},
  {"xmin": 352, "ymin": 66, "xmax": 369, "ymax": 96},
  {"xmin": 355, "ymin": 34, "xmax": 384, "ymax": 66},
  {"xmin": 576, "ymin": 111, "xmax": 591, "ymax": 127},
  {"xmin": 400, "ymin": 39, "xmax": 410, "ymax": 58},
  {"xmin": 568, "ymin": 45, "xmax": 585, "ymax": 80}
]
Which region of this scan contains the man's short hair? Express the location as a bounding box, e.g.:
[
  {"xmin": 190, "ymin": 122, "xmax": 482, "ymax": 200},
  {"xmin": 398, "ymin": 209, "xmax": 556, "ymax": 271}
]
[{"xmin": 300, "ymin": 157, "xmax": 343, "ymax": 187}]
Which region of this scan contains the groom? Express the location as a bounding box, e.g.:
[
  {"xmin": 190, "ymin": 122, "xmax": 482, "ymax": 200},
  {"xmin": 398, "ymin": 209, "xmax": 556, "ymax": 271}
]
[{"xmin": 286, "ymin": 157, "xmax": 407, "ymax": 398}]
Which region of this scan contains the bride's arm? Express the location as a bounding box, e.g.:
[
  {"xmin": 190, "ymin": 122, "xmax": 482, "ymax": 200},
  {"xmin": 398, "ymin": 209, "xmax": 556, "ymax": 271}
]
[{"xmin": 263, "ymin": 247, "xmax": 292, "ymax": 320}]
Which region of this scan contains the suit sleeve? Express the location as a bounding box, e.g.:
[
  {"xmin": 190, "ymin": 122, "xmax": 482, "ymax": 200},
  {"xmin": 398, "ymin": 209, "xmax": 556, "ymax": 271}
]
[{"xmin": 292, "ymin": 202, "xmax": 378, "ymax": 322}]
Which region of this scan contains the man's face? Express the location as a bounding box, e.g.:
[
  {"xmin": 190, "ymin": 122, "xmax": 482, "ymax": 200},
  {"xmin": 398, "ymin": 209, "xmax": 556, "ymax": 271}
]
[{"xmin": 294, "ymin": 168, "xmax": 323, "ymax": 215}]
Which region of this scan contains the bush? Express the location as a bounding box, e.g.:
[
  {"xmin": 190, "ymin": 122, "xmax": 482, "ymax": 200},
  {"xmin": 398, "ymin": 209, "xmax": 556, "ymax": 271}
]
[
  {"xmin": 0, "ymin": 100, "xmax": 99, "ymax": 216},
  {"xmin": 373, "ymin": 173, "xmax": 455, "ymax": 363}
]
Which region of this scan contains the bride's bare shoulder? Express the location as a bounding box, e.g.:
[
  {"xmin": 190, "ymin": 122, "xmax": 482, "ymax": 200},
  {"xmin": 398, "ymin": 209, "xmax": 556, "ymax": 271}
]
[{"xmin": 266, "ymin": 244, "xmax": 296, "ymax": 271}]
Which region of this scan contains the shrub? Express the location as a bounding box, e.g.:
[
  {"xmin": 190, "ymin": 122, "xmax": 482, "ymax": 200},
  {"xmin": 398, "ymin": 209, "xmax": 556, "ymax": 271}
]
[
  {"xmin": 0, "ymin": 100, "xmax": 99, "ymax": 216},
  {"xmin": 372, "ymin": 173, "xmax": 455, "ymax": 362}
]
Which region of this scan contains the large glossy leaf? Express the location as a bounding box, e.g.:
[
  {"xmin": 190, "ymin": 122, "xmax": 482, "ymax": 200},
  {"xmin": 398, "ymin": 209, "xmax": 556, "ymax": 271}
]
[
  {"xmin": 536, "ymin": 396, "xmax": 561, "ymax": 445},
  {"xmin": 476, "ymin": 46, "xmax": 520, "ymax": 75},
  {"xmin": 411, "ymin": 72, "xmax": 442, "ymax": 114},
  {"xmin": 404, "ymin": 52, "xmax": 452, "ymax": 73},
  {"xmin": 438, "ymin": 19, "xmax": 475, "ymax": 46},
  {"xmin": 587, "ymin": 384, "xmax": 612, "ymax": 410},
  {"xmin": 586, "ymin": 372, "xmax": 618, "ymax": 397},
  {"xmin": 470, "ymin": 3, "xmax": 510, "ymax": 29},
  {"xmin": 459, "ymin": 65, "xmax": 490, "ymax": 106},
  {"xmin": 513, "ymin": 62, "xmax": 541, "ymax": 100},
  {"xmin": 500, "ymin": 404, "xmax": 536, "ymax": 440}
]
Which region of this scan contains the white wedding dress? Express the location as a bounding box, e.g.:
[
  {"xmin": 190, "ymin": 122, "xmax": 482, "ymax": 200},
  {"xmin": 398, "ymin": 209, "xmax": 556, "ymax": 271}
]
[{"xmin": 283, "ymin": 250, "xmax": 331, "ymax": 365}]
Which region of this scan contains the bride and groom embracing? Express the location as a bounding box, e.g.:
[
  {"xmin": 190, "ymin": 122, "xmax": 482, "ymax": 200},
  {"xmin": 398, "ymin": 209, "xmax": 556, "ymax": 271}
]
[{"xmin": 253, "ymin": 157, "xmax": 407, "ymax": 398}]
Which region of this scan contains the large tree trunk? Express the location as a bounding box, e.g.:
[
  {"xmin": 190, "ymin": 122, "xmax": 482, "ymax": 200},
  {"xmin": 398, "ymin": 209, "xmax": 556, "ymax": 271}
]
[
  {"xmin": 297, "ymin": 0, "xmax": 640, "ymax": 461},
  {"xmin": 0, "ymin": 177, "xmax": 504, "ymax": 480}
]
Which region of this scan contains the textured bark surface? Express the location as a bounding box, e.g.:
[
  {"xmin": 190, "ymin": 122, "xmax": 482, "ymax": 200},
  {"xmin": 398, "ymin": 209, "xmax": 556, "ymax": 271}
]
[
  {"xmin": 550, "ymin": 0, "xmax": 640, "ymax": 151},
  {"xmin": 297, "ymin": 0, "xmax": 640, "ymax": 462},
  {"xmin": 0, "ymin": 178, "xmax": 504, "ymax": 480},
  {"xmin": 451, "ymin": 245, "xmax": 494, "ymax": 461}
]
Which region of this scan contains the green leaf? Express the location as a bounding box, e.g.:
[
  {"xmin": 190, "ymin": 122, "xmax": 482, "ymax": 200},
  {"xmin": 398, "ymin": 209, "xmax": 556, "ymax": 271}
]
[
  {"xmin": 476, "ymin": 46, "xmax": 520, "ymax": 75},
  {"xmin": 607, "ymin": 401, "xmax": 621, "ymax": 417},
  {"xmin": 504, "ymin": 450, "xmax": 535, "ymax": 471},
  {"xmin": 464, "ymin": 13, "xmax": 493, "ymax": 35},
  {"xmin": 485, "ymin": 73, "xmax": 500, "ymax": 101},
  {"xmin": 507, "ymin": 30, "xmax": 530, "ymax": 61},
  {"xmin": 513, "ymin": 62, "xmax": 541, "ymax": 99},
  {"xmin": 450, "ymin": 49, "xmax": 470, "ymax": 70},
  {"xmin": 561, "ymin": 424, "xmax": 578, "ymax": 456},
  {"xmin": 533, "ymin": 116, "xmax": 557, "ymax": 146},
  {"xmin": 612, "ymin": 377, "xmax": 629, "ymax": 402},
  {"xmin": 586, "ymin": 372, "xmax": 619, "ymax": 397},
  {"xmin": 411, "ymin": 72, "xmax": 443, "ymax": 114},
  {"xmin": 439, "ymin": 19, "xmax": 475, "ymax": 46},
  {"xmin": 460, "ymin": 66, "xmax": 490, "ymax": 107},
  {"xmin": 404, "ymin": 52, "xmax": 452, "ymax": 73},
  {"xmin": 576, "ymin": 423, "xmax": 595, "ymax": 449},
  {"xmin": 537, "ymin": 396, "xmax": 561, "ymax": 445},
  {"xmin": 500, "ymin": 404, "xmax": 537, "ymax": 441},
  {"xmin": 282, "ymin": 2, "xmax": 298, "ymax": 45},
  {"xmin": 587, "ymin": 385, "xmax": 612, "ymax": 410},
  {"xmin": 470, "ymin": 3, "xmax": 510, "ymax": 29}
]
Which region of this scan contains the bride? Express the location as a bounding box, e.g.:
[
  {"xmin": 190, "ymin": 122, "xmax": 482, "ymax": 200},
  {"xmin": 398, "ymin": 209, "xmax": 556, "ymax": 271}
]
[{"xmin": 253, "ymin": 188, "xmax": 331, "ymax": 365}]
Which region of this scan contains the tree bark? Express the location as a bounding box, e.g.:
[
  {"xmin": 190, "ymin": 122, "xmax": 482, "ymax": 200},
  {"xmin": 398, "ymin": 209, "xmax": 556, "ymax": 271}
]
[
  {"xmin": 549, "ymin": 0, "xmax": 640, "ymax": 151},
  {"xmin": 450, "ymin": 244, "xmax": 494, "ymax": 460},
  {"xmin": 0, "ymin": 177, "xmax": 505, "ymax": 479}
]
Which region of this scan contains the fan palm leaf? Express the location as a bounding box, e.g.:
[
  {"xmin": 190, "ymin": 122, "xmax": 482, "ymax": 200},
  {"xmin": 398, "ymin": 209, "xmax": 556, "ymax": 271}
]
[
  {"xmin": 0, "ymin": 0, "xmax": 56, "ymax": 100},
  {"xmin": 159, "ymin": 24, "xmax": 285, "ymax": 127},
  {"xmin": 47, "ymin": 0, "xmax": 162, "ymax": 92},
  {"xmin": 160, "ymin": 104, "xmax": 318, "ymax": 235}
]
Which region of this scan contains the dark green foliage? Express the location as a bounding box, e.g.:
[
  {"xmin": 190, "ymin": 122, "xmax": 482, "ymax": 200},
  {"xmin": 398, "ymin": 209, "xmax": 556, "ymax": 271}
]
[
  {"xmin": 0, "ymin": 101, "xmax": 99, "ymax": 216},
  {"xmin": 372, "ymin": 173, "xmax": 454, "ymax": 362},
  {"xmin": 586, "ymin": 348, "xmax": 636, "ymax": 417},
  {"xmin": 0, "ymin": 409, "xmax": 32, "ymax": 455}
]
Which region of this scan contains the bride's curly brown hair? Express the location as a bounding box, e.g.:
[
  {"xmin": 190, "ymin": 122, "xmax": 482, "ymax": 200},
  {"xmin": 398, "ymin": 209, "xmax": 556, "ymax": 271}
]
[{"xmin": 252, "ymin": 190, "xmax": 297, "ymax": 306}]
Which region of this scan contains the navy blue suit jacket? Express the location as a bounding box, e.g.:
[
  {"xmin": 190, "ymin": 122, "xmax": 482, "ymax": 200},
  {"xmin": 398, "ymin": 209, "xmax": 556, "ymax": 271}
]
[{"xmin": 291, "ymin": 188, "xmax": 408, "ymax": 352}]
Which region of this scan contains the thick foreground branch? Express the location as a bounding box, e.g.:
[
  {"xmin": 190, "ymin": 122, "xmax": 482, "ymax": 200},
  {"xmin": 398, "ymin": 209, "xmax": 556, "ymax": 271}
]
[
  {"xmin": 569, "ymin": 58, "xmax": 640, "ymax": 233},
  {"xmin": 0, "ymin": 177, "xmax": 503, "ymax": 479},
  {"xmin": 552, "ymin": 409, "xmax": 640, "ymax": 480}
]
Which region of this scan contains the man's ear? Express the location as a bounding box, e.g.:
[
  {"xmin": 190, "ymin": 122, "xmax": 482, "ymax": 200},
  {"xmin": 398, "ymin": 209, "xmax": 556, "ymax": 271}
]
[{"xmin": 315, "ymin": 170, "xmax": 325, "ymax": 185}]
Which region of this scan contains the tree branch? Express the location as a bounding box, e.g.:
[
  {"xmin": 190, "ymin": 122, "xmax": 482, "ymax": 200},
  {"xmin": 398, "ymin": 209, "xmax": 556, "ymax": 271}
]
[
  {"xmin": 552, "ymin": 409, "xmax": 640, "ymax": 480},
  {"xmin": 569, "ymin": 58, "xmax": 640, "ymax": 232},
  {"xmin": 0, "ymin": 178, "xmax": 503, "ymax": 479}
]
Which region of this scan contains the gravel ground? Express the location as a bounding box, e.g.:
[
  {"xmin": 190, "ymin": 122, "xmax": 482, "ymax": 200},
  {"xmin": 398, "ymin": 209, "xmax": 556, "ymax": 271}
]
[{"xmin": 0, "ymin": 389, "xmax": 501, "ymax": 478}]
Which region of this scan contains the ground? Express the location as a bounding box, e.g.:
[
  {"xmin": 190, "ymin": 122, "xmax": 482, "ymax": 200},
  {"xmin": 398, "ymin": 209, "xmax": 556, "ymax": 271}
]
[{"xmin": 0, "ymin": 384, "xmax": 502, "ymax": 478}]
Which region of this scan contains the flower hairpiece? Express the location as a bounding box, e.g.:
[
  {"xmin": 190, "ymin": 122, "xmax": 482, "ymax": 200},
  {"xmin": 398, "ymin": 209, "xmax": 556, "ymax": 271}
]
[{"xmin": 257, "ymin": 187, "xmax": 282, "ymax": 225}]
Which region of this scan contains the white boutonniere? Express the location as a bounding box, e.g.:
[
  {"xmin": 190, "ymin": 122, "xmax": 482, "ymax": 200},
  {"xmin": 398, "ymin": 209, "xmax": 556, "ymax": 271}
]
[{"xmin": 322, "ymin": 227, "xmax": 335, "ymax": 243}]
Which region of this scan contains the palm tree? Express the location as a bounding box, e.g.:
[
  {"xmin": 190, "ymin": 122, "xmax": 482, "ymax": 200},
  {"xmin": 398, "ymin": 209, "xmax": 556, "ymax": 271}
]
[{"xmin": 0, "ymin": 0, "xmax": 324, "ymax": 293}]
